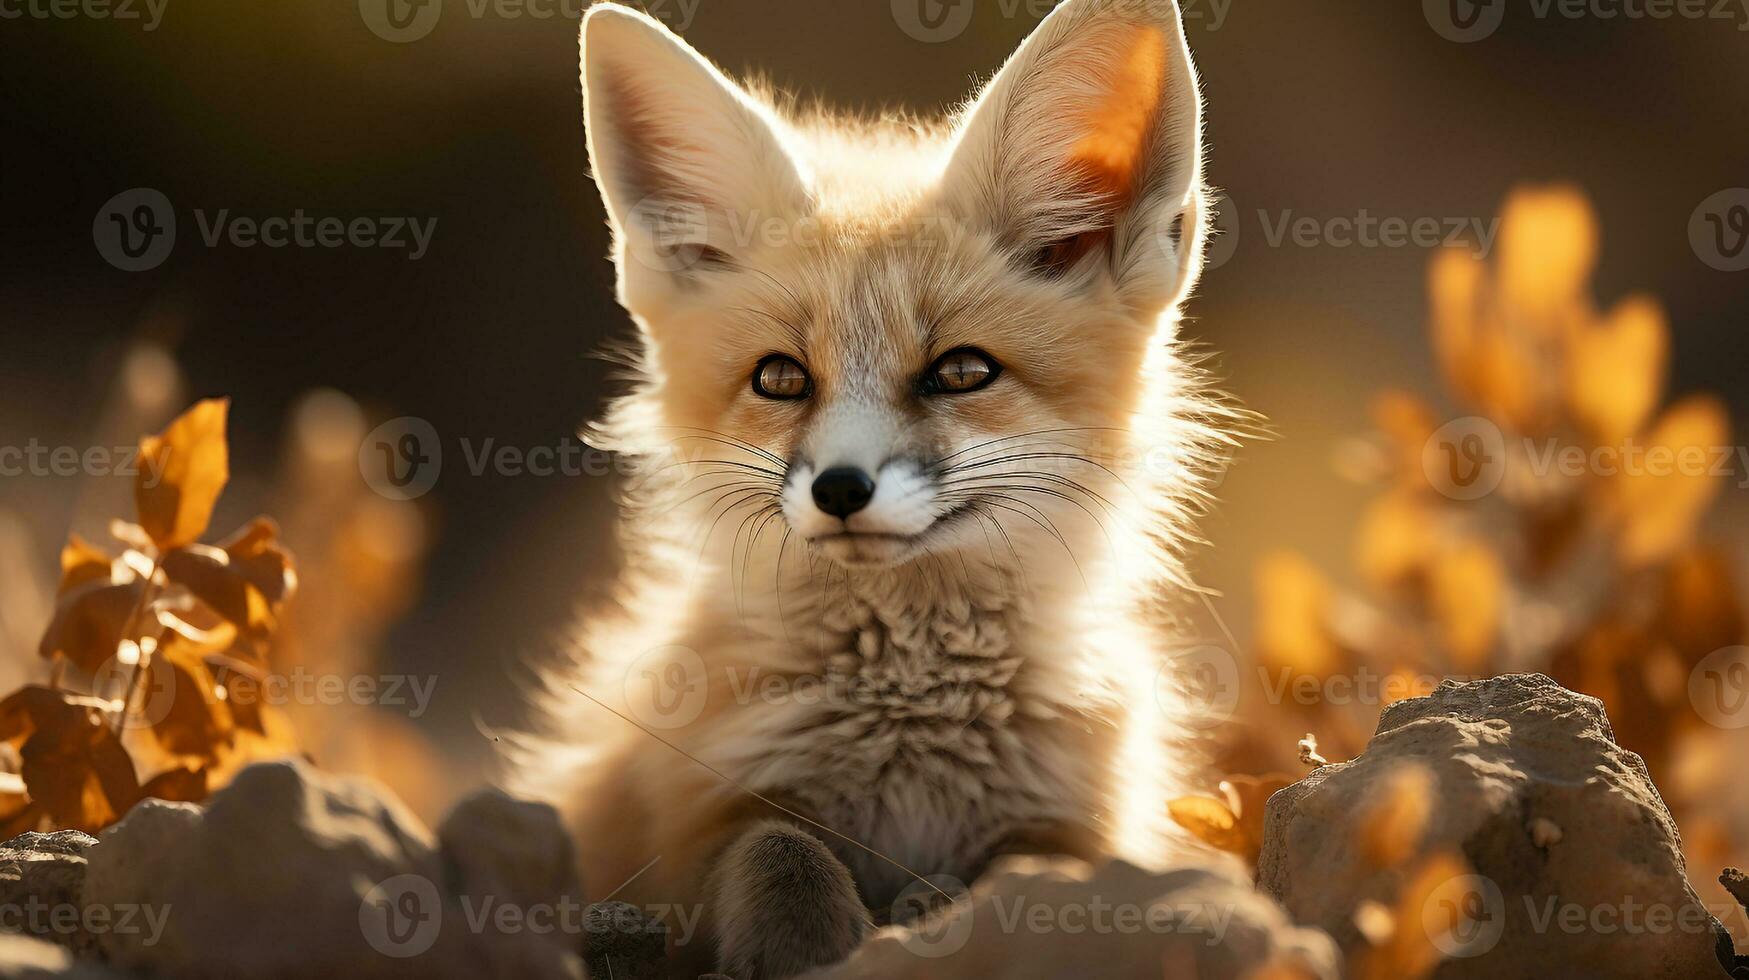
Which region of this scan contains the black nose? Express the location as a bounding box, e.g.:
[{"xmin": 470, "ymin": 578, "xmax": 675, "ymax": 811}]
[{"xmin": 811, "ymin": 467, "xmax": 876, "ymax": 519}]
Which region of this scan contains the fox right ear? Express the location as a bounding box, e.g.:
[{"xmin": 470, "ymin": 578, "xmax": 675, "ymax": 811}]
[{"xmin": 581, "ymin": 5, "xmax": 809, "ymax": 296}]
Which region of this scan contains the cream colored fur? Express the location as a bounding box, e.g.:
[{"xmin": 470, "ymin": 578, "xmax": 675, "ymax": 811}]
[{"xmin": 505, "ymin": 0, "xmax": 1240, "ymax": 972}]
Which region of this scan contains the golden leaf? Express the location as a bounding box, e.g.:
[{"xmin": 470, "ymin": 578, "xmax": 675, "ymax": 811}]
[
  {"xmin": 1356, "ymin": 763, "xmax": 1435, "ymax": 868},
  {"xmin": 1427, "ymin": 538, "xmax": 1503, "ymax": 674},
  {"xmin": 1429, "ymin": 247, "xmax": 1486, "ymax": 406},
  {"xmin": 1564, "ymin": 295, "xmax": 1667, "ymax": 444},
  {"xmin": 136, "ymin": 398, "xmax": 231, "ymax": 551},
  {"xmin": 57, "ymin": 535, "xmax": 115, "ymax": 595},
  {"xmin": 37, "ymin": 579, "xmax": 145, "ymax": 674},
  {"xmin": 10, "ymin": 689, "xmax": 139, "ymax": 833},
  {"xmin": 146, "ymin": 638, "xmax": 234, "ymax": 761},
  {"xmin": 1220, "ymin": 773, "xmax": 1294, "ymax": 867},
  {"xmin": 1167, "ymin": 795, "xmax": 1247, "ymax": 854},
  {"xmin": 159, "ymin": 518, "xmax": 297, "ymax": 653},
  {"xmin": 1496, "ymin": 185, "xmax": 1598, "ymax": 327},
  {"xmin": 1613, "ymin": 395, "xmax": 1731, "ymax": 567},
  {"xmin": 1352, "ymin": 851, "xmax": 1476, "ymax": 980}
]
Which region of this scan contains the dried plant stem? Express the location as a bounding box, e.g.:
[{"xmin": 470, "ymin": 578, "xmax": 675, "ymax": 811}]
[{"xmin": 111, "ymin": 559, "xmax": 161, "ymax": 737}]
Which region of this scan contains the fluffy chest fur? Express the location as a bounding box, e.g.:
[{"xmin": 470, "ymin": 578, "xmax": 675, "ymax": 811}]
[{"xmin": 696, "ymin": 575, "xmax": 1110, "ymax": 908}]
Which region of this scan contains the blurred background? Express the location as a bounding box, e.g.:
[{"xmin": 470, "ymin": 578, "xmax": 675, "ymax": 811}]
[{"xmin": 2, "ymin": 0, "xmax": 1746, "ymax": 934}]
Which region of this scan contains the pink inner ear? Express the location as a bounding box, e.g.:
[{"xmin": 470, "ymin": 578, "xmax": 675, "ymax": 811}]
[{"xmin": 1066, "ymin": 27, "xmax": 1169, "ymax": 206}]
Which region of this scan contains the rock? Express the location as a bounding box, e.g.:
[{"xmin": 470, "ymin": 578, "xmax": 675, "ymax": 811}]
[
  {"xmin": 0, "ymin": 832, "xmax": 98, "ymax": 956},
  {"xmin": 1258, "ymin": 673, "xmax": 1728, "ymax": 979},
  {"xmin": 437, "ymin": 791, "xmax": 583, "ymax": 917},
  {"xmin": 80, "ymin": 760, "xmax": 584, "ymax": 980},
  {"xmin": 581, "ymin": 901, "xmax": 667, "ymax": 980},
  {"xmin": 799, "ymin": 856, "xmax": 1339, "ymax": 979}
]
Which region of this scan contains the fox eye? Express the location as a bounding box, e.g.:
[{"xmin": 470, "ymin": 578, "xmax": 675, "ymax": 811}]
[
  {"xmin": 923, "ymin": 348, "xmax": 1001, "ymax": 395},
  {"xmin": 752, "ymin": 354, "xmax": 811, "ymax": 400}
]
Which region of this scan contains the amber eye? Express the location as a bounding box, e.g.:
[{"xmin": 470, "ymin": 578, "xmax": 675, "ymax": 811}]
[
  {"xmin": 752, "ymin": 354, "xmax": 811, "ymax": 400},
  {"xmin": 924, "ymin": 348, "xmax": 1001, "ymax": 395}
]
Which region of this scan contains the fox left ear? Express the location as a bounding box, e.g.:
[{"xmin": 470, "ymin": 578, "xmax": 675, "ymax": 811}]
[{"xmin": 941, "ymin": 0, "xmax": 1208, "ymax": 313}]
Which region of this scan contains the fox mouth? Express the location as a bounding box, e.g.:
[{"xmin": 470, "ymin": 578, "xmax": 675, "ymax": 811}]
[
  {"xmin": 808, "ymin": 530, "xmax": 924, "ymax": 567},
  {"xmin": 805, "ymin": 504, "xmax": 977, "ymax": 568}
]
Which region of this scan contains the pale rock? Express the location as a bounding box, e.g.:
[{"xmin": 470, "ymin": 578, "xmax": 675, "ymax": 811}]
[{"xmin": 1258, "ymin": 673, "xmax": 1730, "ymax": 979}]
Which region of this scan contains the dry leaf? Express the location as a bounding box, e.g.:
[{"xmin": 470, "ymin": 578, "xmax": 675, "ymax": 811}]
[
  {"xmin": 1613, "ymin": 395, "xmax": 1730, "ymax": 567},
  {"xmin": 136, "ymin": 398, "xmax": 231, "ymax": 551},
  {"xmin": 158, "ymin": 519, "xmax": 296, "ymax": 653},
  {"xmin": 1356, "ymin": 763, "xmax": 1435, "ymax": 868},
  {"xmin": 1352, "ymin": 851, "xmax": 1477, "ymax": 980},
  {"xmin": 1496, "ymin": 184, "xmax": 1598, "ymax": 326},
  {"xmin": 10, "ymin": 689, "xmax": 139, "ymax": 833},
  {"xmin": 37, "ymin": 579, "xmax": 145, "ymax": 674},
  {"xmin": 1167, "ymin": 795, "xmax": 1247, "ymax": 854},
  {"xmin": 1429, "ymin": 247, "xmax": 1487, "ymax": 406},
  {"xmin": 57, "ymin": 535, "xmax": 115, "ymax": 594},
  {"xmin": 1564, "ymin": 295, "xmax": 1667, "ymax": 444}
]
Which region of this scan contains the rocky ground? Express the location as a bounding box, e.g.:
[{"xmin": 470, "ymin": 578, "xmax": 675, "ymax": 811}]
[{"xmin": 0, "ymin": 675, "xmax": 1742, "ymax": 979}]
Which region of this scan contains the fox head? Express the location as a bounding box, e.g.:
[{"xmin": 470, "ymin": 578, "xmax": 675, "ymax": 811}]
[{"xmin": 581, "ymin": 0, "xmax": 1228, "ymax": 584}]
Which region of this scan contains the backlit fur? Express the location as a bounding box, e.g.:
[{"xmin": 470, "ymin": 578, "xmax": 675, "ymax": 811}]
[{"xmin": 505, "ymin": 0, "xmax": 1243, "ymax": 970}]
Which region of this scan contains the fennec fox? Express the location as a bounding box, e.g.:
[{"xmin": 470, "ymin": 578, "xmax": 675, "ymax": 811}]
[{"xmin": 510, "ymin": 1, "xmax": 1237, "ymax": 975}]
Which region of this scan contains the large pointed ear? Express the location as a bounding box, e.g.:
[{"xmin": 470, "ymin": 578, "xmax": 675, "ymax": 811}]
[
  {"xmin": 580, "ymin": 5, "xmax": 809, "ymax": 299},
  {"xmin": 940, "ymin": 0, "xmax": 1208, "ymax": 312}
]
